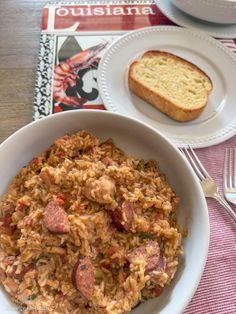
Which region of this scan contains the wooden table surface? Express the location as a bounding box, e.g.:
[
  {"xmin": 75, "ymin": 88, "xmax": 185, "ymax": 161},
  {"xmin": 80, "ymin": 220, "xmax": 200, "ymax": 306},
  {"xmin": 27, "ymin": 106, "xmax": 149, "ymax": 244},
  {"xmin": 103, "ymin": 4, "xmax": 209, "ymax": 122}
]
[{"xmin": 0, "ymin": 0, "xmax": 48, "ymax": 143}]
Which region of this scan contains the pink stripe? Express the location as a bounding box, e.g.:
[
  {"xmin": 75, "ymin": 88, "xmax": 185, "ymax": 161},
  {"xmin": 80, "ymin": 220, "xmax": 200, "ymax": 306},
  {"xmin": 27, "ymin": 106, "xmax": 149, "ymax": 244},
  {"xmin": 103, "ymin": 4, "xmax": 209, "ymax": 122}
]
[
  {"xmin": 219, "ymin": 39, "xmax": 236, "ymax": 53},
  {"xmin": 184, "ymin": 134, "xmax": 236, "ymax": 313},
  {"xmin": 183, "ymin": 52, "xmax": 236, "ymax": 311}
]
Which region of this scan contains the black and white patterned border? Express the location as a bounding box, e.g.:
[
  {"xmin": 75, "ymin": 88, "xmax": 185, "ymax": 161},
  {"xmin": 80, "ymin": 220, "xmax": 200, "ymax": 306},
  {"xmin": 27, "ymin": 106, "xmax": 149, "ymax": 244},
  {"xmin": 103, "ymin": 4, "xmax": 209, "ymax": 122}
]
[{"xmin": 33, "ymin": 33, "xmax": 55, "ymax": 120}]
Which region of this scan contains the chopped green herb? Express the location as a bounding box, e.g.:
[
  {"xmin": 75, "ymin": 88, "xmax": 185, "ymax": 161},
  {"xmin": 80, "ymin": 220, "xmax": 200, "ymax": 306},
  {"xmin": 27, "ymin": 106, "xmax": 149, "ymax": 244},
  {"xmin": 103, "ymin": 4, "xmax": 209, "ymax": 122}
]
[
  {"xmin": 141, "ymin": 290, "xmax": 149, "ymax": 301},
  {"xmin": 94, "ymin": 267, "xmax": 103, "ymax": 279},
  {"xmin": 28, "ymin": 294, "xmax": 37, "ymax": 301},
  {"xmin": 133, "ymin": 301, "xmax": 142, "ymax": 308},
  {"xmin": 139, "ymin": 232, "xmax": 154, "ymax": 240},
  {"xmin": 128, "ymin": 244, "xmax": 135, "ymax": 250},
  {"xmin": 137, "ymin": 160, "xmax": 145, "ymax": 171}
]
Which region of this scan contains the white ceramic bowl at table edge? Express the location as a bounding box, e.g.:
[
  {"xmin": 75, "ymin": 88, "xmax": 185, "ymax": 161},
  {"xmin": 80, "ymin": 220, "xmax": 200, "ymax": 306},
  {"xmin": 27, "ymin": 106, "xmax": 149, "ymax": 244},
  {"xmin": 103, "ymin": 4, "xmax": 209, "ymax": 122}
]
[
  {"xmin": 171, "ymin": 0, "xmax": 236, "ymax": 24},
  {"xmin": 0, "ymin": 110, "xmax": 209, "ymax": 314}
]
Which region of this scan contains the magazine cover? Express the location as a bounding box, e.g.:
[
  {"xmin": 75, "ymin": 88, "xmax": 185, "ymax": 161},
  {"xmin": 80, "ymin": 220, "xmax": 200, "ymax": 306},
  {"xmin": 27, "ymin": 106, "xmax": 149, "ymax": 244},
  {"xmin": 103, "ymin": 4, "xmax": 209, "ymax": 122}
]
[{"xmin": 33, "ymin": 0, "xmax": 173, "ymax": 119}]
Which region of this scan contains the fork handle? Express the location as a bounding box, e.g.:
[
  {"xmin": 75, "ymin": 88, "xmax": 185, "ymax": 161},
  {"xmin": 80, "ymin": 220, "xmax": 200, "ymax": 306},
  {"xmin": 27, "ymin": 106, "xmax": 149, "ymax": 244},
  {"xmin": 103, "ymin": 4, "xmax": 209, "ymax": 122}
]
[{"xmin": 214, "ymin": 193, "xmax": 236, "ymax": 222}]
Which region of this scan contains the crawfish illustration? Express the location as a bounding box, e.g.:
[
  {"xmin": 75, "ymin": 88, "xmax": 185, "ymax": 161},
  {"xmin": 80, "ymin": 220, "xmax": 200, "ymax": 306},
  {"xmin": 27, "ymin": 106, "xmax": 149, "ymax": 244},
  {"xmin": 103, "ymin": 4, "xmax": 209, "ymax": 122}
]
[{"xmin": 53, "ymin": 42, "xmax": 107, "ymax": 108}]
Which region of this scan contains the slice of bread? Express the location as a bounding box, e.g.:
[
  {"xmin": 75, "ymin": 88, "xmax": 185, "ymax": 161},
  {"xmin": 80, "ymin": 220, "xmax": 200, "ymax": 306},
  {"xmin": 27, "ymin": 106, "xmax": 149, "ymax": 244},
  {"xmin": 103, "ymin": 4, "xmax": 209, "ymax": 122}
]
[{"xmin": 128, "ymin": 51, "xmax": 213, "ymax": 122}]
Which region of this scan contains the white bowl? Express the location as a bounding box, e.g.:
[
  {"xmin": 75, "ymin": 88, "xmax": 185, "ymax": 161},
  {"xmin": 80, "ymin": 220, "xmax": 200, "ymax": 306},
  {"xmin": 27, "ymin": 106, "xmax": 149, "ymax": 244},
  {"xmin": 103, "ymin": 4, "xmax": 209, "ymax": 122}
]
[
  {"xmin": 0, "ymin": 110, "xmax": 209, "ymax": 314},
  {"xmin": 171, "ymin": 0, "xmax": 236, "ymax": 24}
]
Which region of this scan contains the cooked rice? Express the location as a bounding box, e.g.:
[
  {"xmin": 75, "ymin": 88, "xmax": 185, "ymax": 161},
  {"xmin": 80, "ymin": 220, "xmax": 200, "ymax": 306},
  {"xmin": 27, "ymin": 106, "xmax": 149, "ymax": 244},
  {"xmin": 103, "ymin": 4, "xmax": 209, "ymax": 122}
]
[{"xmin": 0, "ymin": 130, "xmax": 183, "ymax": 313}]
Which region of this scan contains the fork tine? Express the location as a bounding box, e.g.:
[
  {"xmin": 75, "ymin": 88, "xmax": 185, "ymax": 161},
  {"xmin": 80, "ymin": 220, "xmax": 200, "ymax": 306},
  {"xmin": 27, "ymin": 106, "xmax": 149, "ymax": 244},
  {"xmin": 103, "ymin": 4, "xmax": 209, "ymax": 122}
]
[
  {"xmin": 224, "ymin": 148, "xmax": 229, "ymax": 189},
  {"xmin": 187, "ymin": 145, "xmax": 212, "ymax": 180},
  {"xmin": 223, "ymin": 148, "xmax": 236, "ymax": 190},
  {"xmin": 228, "ymin": 148, "xmax": 236, "ymax": 189},
  {"xmin": 229, "ymin": 148, "xmax": 233, "ymax": 189},
  {"xmin": 181, "ymin": 147, "xmax": 205, "ymax": 181},
  {"xmin": 234, "ymin": 149, "xmax": 236, "ymax": 188}
]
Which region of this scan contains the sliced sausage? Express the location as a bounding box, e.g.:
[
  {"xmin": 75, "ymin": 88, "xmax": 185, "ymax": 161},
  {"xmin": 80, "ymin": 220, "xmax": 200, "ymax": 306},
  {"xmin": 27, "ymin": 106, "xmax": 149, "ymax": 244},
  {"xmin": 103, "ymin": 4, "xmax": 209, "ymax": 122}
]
[
  {"xmin": 72, "ymin": 256, "xmax": 94, "ymax": 300},
  {"xmin": 83, "ymin": 175, "xmax": 116, "ymax": 204},
  {"xmin": 43, "ymin": 201, "xmax": 70, "ymax": 234},
  {"xmin": 101, "ymin": 156, "xmax": 118, "ymax": 167},
  {"xmin": 111, "ymin": 201, "xmax": 134, "ymax": 232},
  {"xmin": 157, "ymin": 254, "xmax": 166, "ymax": 272},
  {"xmin": 0, "ymin": 214, "xmax": 16, "ymax": 235},
  {"xmin": 127, "ymin": 240, "xmax": 163, "ymax": 274}
]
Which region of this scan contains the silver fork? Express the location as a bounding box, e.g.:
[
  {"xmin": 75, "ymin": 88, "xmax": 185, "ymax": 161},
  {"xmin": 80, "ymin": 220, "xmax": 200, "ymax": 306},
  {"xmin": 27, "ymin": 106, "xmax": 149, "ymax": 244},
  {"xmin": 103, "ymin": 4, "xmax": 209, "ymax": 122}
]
[
  {"xmin": 224, "ymin": 148, "xmax": 236, "ymax": 206},
  {"xmin": 180, "ymin": 146, "xmax": 236, "ymax": 222}
]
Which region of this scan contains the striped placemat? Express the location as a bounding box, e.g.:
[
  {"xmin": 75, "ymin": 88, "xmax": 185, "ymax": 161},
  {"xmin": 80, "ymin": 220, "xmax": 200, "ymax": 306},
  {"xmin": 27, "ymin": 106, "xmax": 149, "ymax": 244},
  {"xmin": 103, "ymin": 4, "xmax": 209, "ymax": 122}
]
[{"xmin": 184, "ymin": 39, "xmax": 236, "ymax": 313}]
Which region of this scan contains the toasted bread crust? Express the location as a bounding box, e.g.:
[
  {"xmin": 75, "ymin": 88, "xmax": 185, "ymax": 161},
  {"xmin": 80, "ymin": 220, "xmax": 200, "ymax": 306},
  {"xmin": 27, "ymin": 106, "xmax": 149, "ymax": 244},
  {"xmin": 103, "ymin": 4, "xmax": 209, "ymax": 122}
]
[{"xmin": 128, "ymin": 51, "xmax": 213, "ymax": 122}]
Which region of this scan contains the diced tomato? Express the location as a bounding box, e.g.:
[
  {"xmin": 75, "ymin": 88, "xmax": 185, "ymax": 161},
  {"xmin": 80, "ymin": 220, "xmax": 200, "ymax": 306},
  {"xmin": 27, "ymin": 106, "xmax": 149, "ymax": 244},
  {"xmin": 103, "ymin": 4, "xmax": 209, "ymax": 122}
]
[
  {"xmin": 0, "ymin": 213, "xmax": 17, "ymax": 234},
  {"xmin": 60, "ymin": 255, "xmax": 68, "ymax": 263},
  {"xmin": 2, "ymin": 214, "xmax": 12, "ymax": 225},
  {"xmin": 16, "ymin": 202, "xmax": 26, "ymax": 212},
  {"xmin": 24, "ymin": 216, "xmax": 33, "ymax": 228},
  {"xmin": 55, "ymin": 193, "xmax": 65, "ymax": 205},
  {"xmin": 58, "ymin": 291, "xmax": 66, "ymax": 299},
  {"xmin": 55, "ymin": 151, "xmax": 64, "ymax": 158},
  {"xmin": 31, "ymin": 157, "xmax": 39, "ymax": 165},
  {"xmin": 85, "ymin": 144, "xmax": 95, "ymax": 153},
  {"xmin": 0, "ymin": 224, "xmax": 16, "ymax": 235},
  {"xmin": 99, "ymin": 260, "xmax": 111, "ymax": 270},
  {"xmin": 153, "ymin": 286, "xmax": 163, "ymax": 297},
  {"xmin": 106, "ymin": 245, "xmax": 119, "ymax": 257}
]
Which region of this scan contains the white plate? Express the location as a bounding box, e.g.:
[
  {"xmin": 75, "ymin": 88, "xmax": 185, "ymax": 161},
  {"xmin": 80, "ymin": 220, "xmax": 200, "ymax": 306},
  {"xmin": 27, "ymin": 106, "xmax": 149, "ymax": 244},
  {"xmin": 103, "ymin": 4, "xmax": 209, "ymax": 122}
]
[
  {"xmin": 0, "ymin": 110, "xmax": 209, "ymax": 314},
  {"xmin": 156, "ymin": 0, "xmax": 236, "ymax": 39},
  {"xmin": 98, "ymin": 26, "xmax": 236, "ymax": 148}
]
